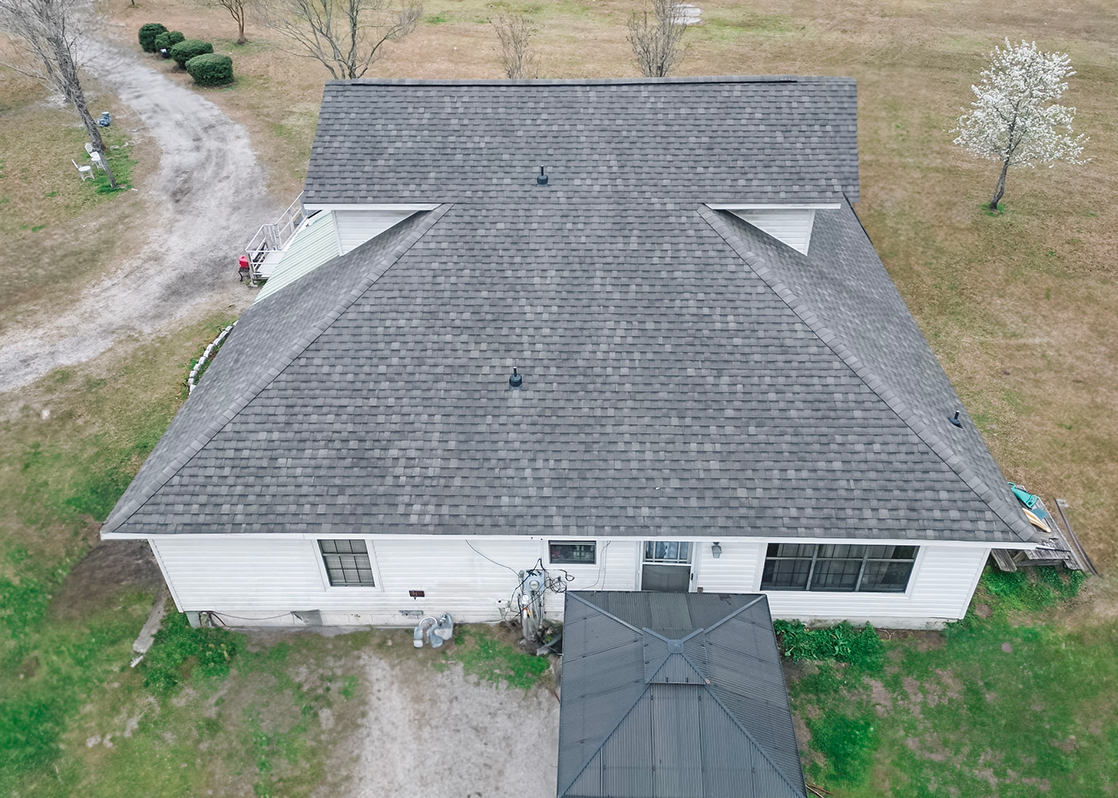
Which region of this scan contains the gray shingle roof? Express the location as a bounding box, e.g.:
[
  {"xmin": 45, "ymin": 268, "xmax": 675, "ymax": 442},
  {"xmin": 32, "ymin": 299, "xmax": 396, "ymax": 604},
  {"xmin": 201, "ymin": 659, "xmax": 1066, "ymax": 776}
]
[
  {"xmin": 557, "ymin": 591, "xmax": 806, "ymax": 798},
  {"xmin": 102, "ymin": 79, "xmax": 1034, "ymax": 544},
  {"xmin": 304, "ymin": 77, "xmax": 859, "ymax": 206}
]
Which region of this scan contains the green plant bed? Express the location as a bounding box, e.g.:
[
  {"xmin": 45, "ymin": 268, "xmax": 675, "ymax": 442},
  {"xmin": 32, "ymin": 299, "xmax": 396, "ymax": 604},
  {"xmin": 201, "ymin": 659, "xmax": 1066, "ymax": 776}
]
[{"xmin": 774, "ymin": 619, "xmax": 885, "ymax": 672}]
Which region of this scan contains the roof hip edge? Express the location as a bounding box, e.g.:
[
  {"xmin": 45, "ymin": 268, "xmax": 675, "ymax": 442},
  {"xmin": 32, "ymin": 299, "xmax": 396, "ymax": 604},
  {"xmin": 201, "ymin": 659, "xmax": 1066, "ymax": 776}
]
[
  {"xmin": 102, "ymin": 204, "xmax": 452, "ymax": 535},
  {"xmin": 700, "ymin": 684, "xmax": 808, "ymax": 797},
  {"xmin": 697, "ymin": 203, "xmax": 1036, "ymax": 544}
]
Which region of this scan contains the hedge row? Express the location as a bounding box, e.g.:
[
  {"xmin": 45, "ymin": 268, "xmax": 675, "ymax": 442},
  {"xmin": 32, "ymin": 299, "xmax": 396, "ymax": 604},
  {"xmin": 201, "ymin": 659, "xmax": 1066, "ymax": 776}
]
[
  {"xmin": 138, "ymin": 23, "xmax": 234, "ymax": 86},
  {"xmin": 170, "ymin": 39, "xmax": 214, "ymax": 68}
]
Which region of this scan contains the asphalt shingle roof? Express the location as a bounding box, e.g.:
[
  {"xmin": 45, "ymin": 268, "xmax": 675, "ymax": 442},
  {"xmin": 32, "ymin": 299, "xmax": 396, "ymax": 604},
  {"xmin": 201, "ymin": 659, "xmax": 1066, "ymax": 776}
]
[
  {"xmin": 304, "ymin": 77, "xmax": 859, "ymax": 206},
  {"xmin": 557, "ymin": 591, "xmax": 806, "ymax": 798},
  {"xmin": 102, "ymin": 78, "xmax": 1034, "ymax": 544}
]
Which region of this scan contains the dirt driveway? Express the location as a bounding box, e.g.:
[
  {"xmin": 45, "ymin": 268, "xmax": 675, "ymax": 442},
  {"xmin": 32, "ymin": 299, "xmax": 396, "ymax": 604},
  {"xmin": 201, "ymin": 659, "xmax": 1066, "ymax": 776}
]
[
  {"xmin": 0, "ymin": 30, "xmax": 276, "ymax": 394},
  {"xmin": 329, "ymin": 653, "xmax": 560, "ymax": 798}
]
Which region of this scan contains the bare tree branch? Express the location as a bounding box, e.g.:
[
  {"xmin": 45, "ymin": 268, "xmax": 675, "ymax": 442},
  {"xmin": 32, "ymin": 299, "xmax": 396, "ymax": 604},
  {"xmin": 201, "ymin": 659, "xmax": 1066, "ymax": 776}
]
[
  {"xmin": 199, "ymin": 0, "xmax": 254, "ymax": 45},
  {"xmin": 492, "ymin": 12, "xmax": 536, "ymax": 80},
  {"xmin": 0, "ymin": 0, "xmax": 117, "ymax": 187},
  {"xmin": 626, "ymin": 0, "xmax": 687, "ymax": 78},
  {"xmin": 258, "ymin": 0, "xmax": 420, "ymax": 80}
]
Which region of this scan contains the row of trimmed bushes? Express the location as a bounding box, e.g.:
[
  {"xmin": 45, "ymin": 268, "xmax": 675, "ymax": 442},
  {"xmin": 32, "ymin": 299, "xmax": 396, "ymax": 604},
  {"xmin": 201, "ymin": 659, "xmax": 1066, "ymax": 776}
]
[{"xmin": 138, "ymin": 23, "xmax": 234, "ymax": 87}]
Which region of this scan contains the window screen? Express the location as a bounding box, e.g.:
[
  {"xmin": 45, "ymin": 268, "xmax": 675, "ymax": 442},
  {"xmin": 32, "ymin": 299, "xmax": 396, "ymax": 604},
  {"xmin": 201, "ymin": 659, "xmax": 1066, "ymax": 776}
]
[
  {"xmin": 319, "ymin": 539, "xmax": 375, "ymax": 586},
  {"xmin": 549, "ymin": 541, "xmax": 596, "ymax": 565},
  {"xmin": 761, "ymin": 543, "xmax": 917, "ymax": 593}
]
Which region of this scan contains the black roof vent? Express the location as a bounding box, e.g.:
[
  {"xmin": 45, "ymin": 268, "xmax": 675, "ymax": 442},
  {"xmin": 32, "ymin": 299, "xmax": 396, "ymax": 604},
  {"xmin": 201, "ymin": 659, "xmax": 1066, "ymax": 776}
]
[
  {"xmin": 509, "ymin": 367, "xmax": 523, "ymax": 390},
  {"xmin": 949, "ymin": 411, "xmax": 962, "ymax": 428},
  {"xmin": 536, "ymin": 166, "xmax": 548, "ymax": 186}
]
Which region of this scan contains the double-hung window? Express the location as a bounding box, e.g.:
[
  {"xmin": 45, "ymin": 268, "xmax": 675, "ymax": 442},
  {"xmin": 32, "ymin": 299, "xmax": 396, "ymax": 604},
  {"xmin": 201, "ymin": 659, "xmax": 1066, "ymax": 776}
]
[
  {"xmin": 761, "ymin": 544, "xmax": 917, "ymax": 593},
  {"xmin": 319, "ymin": 539, "xmax": 375, "ymax": 587}
]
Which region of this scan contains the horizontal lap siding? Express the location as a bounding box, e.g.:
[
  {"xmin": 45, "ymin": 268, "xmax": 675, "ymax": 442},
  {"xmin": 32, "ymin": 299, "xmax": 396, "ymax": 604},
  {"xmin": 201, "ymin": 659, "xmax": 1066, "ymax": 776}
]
[
  {"xmin": 763, "ymin": 545, "xmax": 989, "ymax": 626},
  {"xmin": 694, "ymin": 541, "xmax": 763, "ymax": 593},
  {"xmin": 728, "ymin": 209, "xmax": 815, "ymax": 254},
  {"xmin": 333, "ymin": 210, "xmax": 415, "ymax": 255},
  {"xmin": 151, "ymin": 537, "xmax": 988, "ymax": 627},
  {"xmin": 154, "ymin": 537, "xmax": 545, "ymax": 625},
  {"xmin": 543, "ymin": 540, "xmax": 641, "ymax": 616}
]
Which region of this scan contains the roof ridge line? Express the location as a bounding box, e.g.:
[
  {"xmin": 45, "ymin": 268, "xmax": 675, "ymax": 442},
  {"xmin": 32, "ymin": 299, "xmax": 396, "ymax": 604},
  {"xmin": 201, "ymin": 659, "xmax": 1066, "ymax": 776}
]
[
  {"xmin": 334, "ymin": 75, "xmax": 840, "ymax": 87},
  {"xmin": 102, "ymin": 205, "xmax": 451, "ymax": 535},
  {"xmin": 701, "ymin": 685, "xmax": 808, "ymax": 797},
  {"xmin": 700, "ymin": 595, "xmax": 765, "ymax": 635},
  {"xmin": 698, "ymin": 204, "xmax": 1035, "ymax": 544}
]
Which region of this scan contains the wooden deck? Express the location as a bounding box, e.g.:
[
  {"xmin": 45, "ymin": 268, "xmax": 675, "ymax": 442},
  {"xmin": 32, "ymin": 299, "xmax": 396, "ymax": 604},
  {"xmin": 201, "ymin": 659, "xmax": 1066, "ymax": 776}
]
[{"xmin": 992, "ymin": 497, "xmax": 1099, "ymax": 575}]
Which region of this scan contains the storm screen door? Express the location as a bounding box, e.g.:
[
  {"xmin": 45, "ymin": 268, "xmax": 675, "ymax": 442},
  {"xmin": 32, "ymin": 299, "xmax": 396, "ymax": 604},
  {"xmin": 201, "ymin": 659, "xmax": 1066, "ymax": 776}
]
[{"xmin": 641, "ymin": 541, "xmax": 692, "ymax": 592}]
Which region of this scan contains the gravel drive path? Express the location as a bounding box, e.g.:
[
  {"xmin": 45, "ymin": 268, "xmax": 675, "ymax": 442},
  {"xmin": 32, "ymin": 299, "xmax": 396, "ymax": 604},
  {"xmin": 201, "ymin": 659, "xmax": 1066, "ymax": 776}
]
[{"xmin": 0, "ymin": 32, "xmax": 276, "ymax": 394}]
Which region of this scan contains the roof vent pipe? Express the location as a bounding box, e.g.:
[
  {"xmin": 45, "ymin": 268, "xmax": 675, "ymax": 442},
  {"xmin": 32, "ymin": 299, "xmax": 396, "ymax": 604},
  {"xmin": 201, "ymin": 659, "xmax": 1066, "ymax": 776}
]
[
  {"xmin": 949, "ymin": 411, "xmax": 962, "ymax": 428},
  {"xmin": 509, "ymin": 367, "xmax": 523, "ymax": 390},
  {"xmin": 536, "ymin": 166, "xmax": 548, "ymax": 186}
]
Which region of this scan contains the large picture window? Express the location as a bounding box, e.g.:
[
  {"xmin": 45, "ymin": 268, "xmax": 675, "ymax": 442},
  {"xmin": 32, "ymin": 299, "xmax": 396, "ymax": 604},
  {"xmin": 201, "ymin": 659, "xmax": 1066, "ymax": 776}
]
[
  {"xmin": 319, "ymin": 539, "xmax": 375, "ymax": 587},
  {"xmin": 549, "ymin": 541, "xmax": 597, "ymax": 565},
  {"xmin": 761, "ymin": 544, "xmax": 917, "ymax": 593}
]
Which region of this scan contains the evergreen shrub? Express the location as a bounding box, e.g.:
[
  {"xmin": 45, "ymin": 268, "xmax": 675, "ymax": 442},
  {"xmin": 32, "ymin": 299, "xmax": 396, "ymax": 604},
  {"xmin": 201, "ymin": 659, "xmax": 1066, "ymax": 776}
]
[
  {"xmin": 138, "ymin": 23, "xmax": 168, "ymax": 53},
  {"xmin": 186, "ymin": 54, "xmax": 234, "ymax": 87},
  {"xmin": 169, "ymin": 39, "xmax": 213, "ymax": 69},
  {"xmin": 153, "ymin": 31, "xmax": 185, "ymax": 57}
]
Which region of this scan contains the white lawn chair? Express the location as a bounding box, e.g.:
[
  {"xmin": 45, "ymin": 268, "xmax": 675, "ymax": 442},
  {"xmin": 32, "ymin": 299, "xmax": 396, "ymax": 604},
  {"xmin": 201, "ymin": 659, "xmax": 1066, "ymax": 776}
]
[
  {"xmin": 89, "ymin": 151, "xmax": 105, "ymax": 171},
  {"xmin": 72, "ymin": 159, "xmax": 93, "ymax": 181}
]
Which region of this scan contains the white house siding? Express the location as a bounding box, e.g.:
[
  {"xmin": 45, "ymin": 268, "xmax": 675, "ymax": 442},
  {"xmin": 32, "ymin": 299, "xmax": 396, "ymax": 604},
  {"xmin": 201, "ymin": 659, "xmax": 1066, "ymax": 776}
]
[
  {"xmin": 333, "ymin": 210, "xmax": 415, "ymax": 255},
  {"xmin": 761, "ymin": 544, "xmax": 990, "ymax": 629},
  {"xmin": 728, "ymin": 209, "xmax": 816, "ymax": 255},
  {"xmin": 693, "ymin": 539, "xmax": 761, "ymax": 593},
  {"xmin": 254, "ymin": 211, "xmax": 341, "ymax": 303},
  {"xmin": 541, "ymin": 539, "xmax": 641, "ymax": 616},
  {"xmin": 149, "ymin": 536, "xmax": 989, "ymax": 630}
]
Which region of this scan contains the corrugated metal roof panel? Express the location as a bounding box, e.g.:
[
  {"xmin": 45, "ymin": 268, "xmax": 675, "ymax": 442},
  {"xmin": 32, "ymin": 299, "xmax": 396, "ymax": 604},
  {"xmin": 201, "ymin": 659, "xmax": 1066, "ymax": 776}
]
[{"xmin": 558, "ymin": 592, "xmax": 807, "ymax": 798}]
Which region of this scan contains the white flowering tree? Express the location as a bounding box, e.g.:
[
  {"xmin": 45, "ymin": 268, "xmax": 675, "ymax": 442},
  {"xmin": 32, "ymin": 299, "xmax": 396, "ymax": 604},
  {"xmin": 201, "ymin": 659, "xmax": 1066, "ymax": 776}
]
[{"xmin": 954, "ymin": 39, "xmax": 1088, "ymax": 211}]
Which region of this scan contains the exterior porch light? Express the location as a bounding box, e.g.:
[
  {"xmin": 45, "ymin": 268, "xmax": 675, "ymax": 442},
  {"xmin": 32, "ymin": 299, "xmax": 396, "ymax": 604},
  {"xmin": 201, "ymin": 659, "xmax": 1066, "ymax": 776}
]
[{"xmin": 711, "ymin": 542, "xmax": 722, "ymax": 559}]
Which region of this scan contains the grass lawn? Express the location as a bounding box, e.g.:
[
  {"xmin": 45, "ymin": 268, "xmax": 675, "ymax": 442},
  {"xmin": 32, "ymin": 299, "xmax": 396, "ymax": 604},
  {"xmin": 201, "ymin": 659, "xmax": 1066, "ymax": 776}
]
[
  {"xmin": 787, "ymin": 569, "xmax": 1118, "ymax": 797},
  {"xmin": 0, "ymin": 66, "xmax": 152, "ymax": 339}
]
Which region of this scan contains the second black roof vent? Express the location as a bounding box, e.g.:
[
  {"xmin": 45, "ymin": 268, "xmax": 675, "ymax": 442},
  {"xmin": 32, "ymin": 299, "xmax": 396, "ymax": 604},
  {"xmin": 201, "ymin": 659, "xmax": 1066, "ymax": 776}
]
[
  {"xmin": 536, "ymin": 166, "xmax": 548, "ymax": 186},
  {"xmin": 509, "ymin": 367, "xmax": 523, "ymax": 390}
]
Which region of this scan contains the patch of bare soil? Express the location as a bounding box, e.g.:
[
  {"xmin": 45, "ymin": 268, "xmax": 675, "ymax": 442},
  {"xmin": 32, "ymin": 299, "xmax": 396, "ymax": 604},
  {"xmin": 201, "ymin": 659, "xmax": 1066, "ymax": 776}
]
[
  {"xmin": 51, "ymin": 540, "xmax": 162, "ymax": 619},
  {"xmin": 0, "ymin": 27, "xmax": 277, "ymax": 395},
  {"xmin": 321, "ymin": 651, "xmax": 560, "ymax": 798}
]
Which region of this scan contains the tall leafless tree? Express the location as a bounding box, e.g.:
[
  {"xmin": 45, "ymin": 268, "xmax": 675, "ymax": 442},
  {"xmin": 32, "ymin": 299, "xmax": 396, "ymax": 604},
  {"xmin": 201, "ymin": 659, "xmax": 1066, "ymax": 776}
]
[
  {"xmin": 492, "ymin": 12, "xmax": 536, "ymax": 80},
  {"xmin": 0, "ymin": 0, "xmax": 117, "ymax": 187},
  {"xmin": 258, "ymin": 0, "xmax": 421, "ymax": 80},
  {"xmin": 200, "ymin": 0, "xmax": 254, "ymax": 45},
  {"xmin": 627, "ymin": 0, "xmax": 686, "ymax": 78}
]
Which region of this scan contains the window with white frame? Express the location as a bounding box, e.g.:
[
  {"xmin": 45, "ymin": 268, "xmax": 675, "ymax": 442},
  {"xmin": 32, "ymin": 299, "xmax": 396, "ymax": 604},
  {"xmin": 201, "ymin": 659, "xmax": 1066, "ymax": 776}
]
[
  {"xmin": 549, "ymin": 541, "xmax": 596, "ymax": 565},
  {"xmin": 319, "ymin": 539, "xmax": 375, "ymax": 586},
  {"xmin": 760, "ymin": 544, "xmax": 917, "ymax": 593},
  {"xmin": 643, "ymin": 541, "xmax": 692, "ymax": 564}
]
